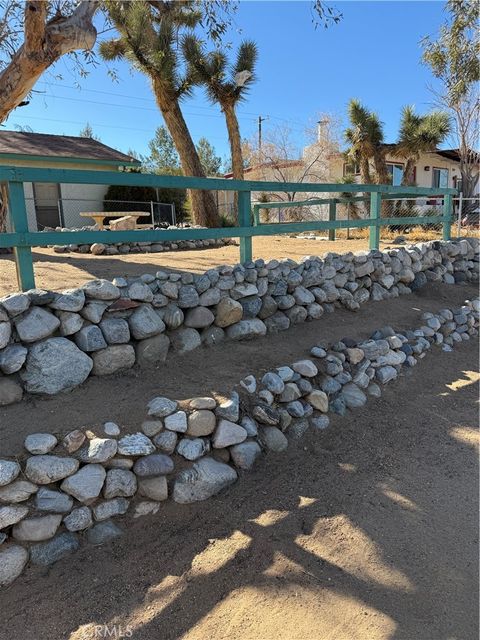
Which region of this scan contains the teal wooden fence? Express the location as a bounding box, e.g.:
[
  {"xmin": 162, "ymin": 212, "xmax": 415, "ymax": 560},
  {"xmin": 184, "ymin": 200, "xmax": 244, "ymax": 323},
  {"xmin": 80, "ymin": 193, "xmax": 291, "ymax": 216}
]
[{"xmin": 0, "ymin": 166, "xmax": 456, "ymax": 291}]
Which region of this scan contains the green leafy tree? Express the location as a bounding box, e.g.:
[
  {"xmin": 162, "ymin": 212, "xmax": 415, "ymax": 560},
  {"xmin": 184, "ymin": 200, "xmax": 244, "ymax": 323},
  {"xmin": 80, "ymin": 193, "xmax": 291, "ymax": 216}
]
[
  {"xmin": 421, "ymin": 0, "xmax": 479, "ymax": 202},
  {"xmin": 147, "ymin": 126, "xmax": 181, "ymax": 174},
  {"xmin": 100, "ymin": 1, "xmax": 220, "ymax": 227},
  {"xmin": 79, "ymin": 122, "xmax": 101, "ymax": 141},
  {"xmin": 344, "ymin": 99, "xmax": 389, "ymax": 185},
  {"xmin": 396, "ymin": 106, "xmax": 450, "ymax": 186},
  {"xmin": 196, "ymin": 137, "xmax": 222, "ymax": 176},
  {"xmin": 183, "ymin": 37, "xmax": 258, "ymax": 183}
]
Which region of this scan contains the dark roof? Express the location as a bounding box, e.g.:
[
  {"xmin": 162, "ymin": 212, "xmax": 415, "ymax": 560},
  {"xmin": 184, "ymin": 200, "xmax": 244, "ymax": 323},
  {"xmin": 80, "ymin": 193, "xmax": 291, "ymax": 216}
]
[{"xmin": 0, "ymin": 130, "xmax": 140, "ymax": 164}]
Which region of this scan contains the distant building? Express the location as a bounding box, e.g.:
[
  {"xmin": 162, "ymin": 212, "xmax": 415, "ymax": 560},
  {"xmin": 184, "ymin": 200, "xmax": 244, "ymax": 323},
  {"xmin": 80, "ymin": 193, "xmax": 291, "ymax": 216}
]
[{"xmin": 0, "ymin": 131, "xmax": 140, "ymax": 230}]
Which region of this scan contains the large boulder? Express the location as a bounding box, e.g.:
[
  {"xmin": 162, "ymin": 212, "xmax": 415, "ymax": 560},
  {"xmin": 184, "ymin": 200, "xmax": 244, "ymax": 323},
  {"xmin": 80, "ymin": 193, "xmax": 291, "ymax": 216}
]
[
  {"xmin": 172, "ymin": 457, "xmax": 237, "ymax": 504},
  {"xmin": 14, "ymin": 307, "xmax": 60, "ymax": 343},
  {"xmin": 21, "ymin": 338, "xmax": 93, "ymax": 394}
]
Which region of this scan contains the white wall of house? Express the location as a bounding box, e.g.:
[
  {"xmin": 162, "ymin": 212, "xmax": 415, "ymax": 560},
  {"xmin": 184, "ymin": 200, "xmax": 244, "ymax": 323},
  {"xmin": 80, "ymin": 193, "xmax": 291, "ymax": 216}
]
[{"xmin": 59, "ymin": 183, "xmax": 109, "ymax": 228}]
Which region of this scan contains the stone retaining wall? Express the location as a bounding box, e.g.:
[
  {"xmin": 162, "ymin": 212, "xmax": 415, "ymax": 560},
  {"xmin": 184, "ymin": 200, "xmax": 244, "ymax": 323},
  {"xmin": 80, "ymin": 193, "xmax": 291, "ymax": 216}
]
[
  {"xmin": 0, "ymin": 239, "xmax": 478, "ymax": 404},
  {"xmin": 1, "ymin": 297, "xmax": 478, "ymax": 588}
]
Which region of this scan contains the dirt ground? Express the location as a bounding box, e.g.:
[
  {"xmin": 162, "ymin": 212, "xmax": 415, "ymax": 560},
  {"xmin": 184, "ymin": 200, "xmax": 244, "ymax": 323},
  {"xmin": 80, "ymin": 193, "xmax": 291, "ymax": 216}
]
[
  {"xmin": 0, "ymin": 283, "xmax": 478, "ymax": 640},
  {"xmin": 1, "ymin": 235, "xmax": 383, "ymax": 295}
]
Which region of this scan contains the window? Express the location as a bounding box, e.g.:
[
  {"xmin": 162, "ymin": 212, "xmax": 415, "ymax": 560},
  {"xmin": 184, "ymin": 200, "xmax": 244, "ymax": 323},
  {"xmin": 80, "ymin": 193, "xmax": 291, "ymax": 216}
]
[
  {"xmin": 343, "ymin": 161, "xmax": 360, "ymax": 176},
  {"xmin": 432, "ymin": 167, "xmax": 449, "ymax": 188},
  {"xmin": 386, "ymin": 163, "xmax": 404, "ymax": 186}
]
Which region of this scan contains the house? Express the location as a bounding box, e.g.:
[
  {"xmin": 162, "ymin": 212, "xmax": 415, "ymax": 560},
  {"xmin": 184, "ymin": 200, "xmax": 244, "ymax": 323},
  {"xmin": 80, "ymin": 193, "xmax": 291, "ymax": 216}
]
[{"xmin": 0, "ymin": 131, "xmax": 140, "ymax": 230}]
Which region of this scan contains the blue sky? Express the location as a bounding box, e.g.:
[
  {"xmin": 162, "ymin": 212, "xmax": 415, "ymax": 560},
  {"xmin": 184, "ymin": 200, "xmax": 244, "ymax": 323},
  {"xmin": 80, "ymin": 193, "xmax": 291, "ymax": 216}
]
[{"xmin": 7, "ymin": 1, "xmax": 448, "ymax": 161}]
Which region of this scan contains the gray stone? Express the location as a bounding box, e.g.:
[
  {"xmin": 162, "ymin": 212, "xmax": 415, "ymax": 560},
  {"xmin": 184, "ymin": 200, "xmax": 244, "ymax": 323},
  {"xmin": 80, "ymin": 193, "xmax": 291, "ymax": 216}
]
[
  {"xmin": 24, "ymin": 432, "xmax": 58, "ymax": 455},
  {"xmin": 184, "ymin": 306, "xmax": 214, "ymax": 328},
  {"xmin": 129, "ymin": 305, "xmax": 165, "ymax": 339},
  {"xmin": 177, "ymin": 285, "xmax": 200, "ymax": 309},
  {"xmin": 311, "ymin": 415, "xmax": 330, "ymax": 430},
  {"xmin": 164, "ymin": 411, "xmax": 188, "ymax": 433},
  {"xmin": 260, "ymin": 427, "xmax": 288, "ymax": 452},
  {"xmin": 100, "ymin": 318, "xmax": 130, "ymax": 344},
  {"xmin": 286, "ymin": 400, "xmax": 304, "ymax": 417},
  {"xmin": 50, "ymin": 289, "xmax": 85, "ymax": 312},
  {"xmin": 63, "ymin": 506, "xmax": 93, "ymax": 532},
  {"xmin": 240, "ymin": 416, "xmax": 258, "ymax": 436},
  {"xmin": 60, "ymin": 464, "xmax": 106, "ymax": 504},
  {"xmin": 0, "ymin": 505, "xmax": 29, "ymax": 529},
  {"xmin": 212, "ymin": 419, "xmax": 247, "ymax": 448},
  {"xmin": 261, "ymin": 372, "xmax": 285, "ymax": 395},
  {"xmin": 173, "ymin": 457, "xmax": 237, "ymax": 504},
  {"xmin": 128, "ymin": 281, "xmax": 153, "ymax": 302},
  {"xmin": 141, "ymin": 420, "xmax": 163, "ymax": 437},
  {"xmin": 216, "ymin": 392, "xmax": 239, "ymax": 422},
  {"xmin": 87, "ymin": 520, "xmax": 123, "ymax": 545},
  {"xmin": 292, "ymin": 360, "xmax": 318, "ymax": 377},
  {"xmin": 226, "ymin": 319, "xmax": 267, "ymax": 340},
  {"xmin": 153, "ymin": 430, "xmax": 178, "ymax": 454},
  {"xmin": 35, "ymin": 488, "xmax": 73, "ymax": 513},
  {"xmin": 27, "ymin": 289, "xmax": 55, "ymax": 306},
  {"xmin": 93, "ymin": 497, "xmax": 129, "ymax": 521},
  {"xmin": 0, "ymin": 344, "xmax": 28, "ymax": 374},
  {"xmin": 25, "ymin": 455, "xmax": 79, "ymax": 484},
  {"xmin": 13, "ymin": 514, "xmax": 62, "ymax": 541},
  {"xmin": 0, "ymin": 322, "xmax": 10, "ymax": 350},
  {"xmin": 14, "ymin": 306, "xmax": 61, "ymax": 343},
  {"xmin": 341, "ymin": 383, "xmax": 367, "ymax": 409},
  {"xmin": 367, "ymin": 383, "xmax": 382, "ymax": 397},
  {"xmin": 162, "ymin": 304, "xmax": 184, "ymax": 330},
  {"xmin": 81, "ymin": 301, "xmax": 109, "ymax": 324},
  {"xmin": 82, "ymin": 279, "xmax": 120, "ymax": 300},
  {"xmin": 170, "ymin": 327, "xmax": 202, "ymax": 354},
  {"xmin": 30, "ymin": 532, "xmax": 80, "ymax": 566},
  {"xmin": 103, "ymin": 422, "xmax": 120, "ymax": 437},
  {"xmin": 258, "ymin": 295, "xmax": 278, "ymax": 320},
  {"xmin": 133, "ymin": 454, "xmax": 174, "ymax": 477},
  {"xmin": 104, "ymin": 469, "xmax": 137, "ymax": 498},
  {"xmin": 0, "ymin": 480, "xmax": 37, "ymax": 503},
  {"xmin": 21, "ymin": 338, "xmax": 93, "ymax": 394},
  {"xmin": 0, "ymin": 292, "xmax": 30, "ymax": 317},
  {"xmin": 117, "ymin": 433, "xmax": 155, "ymax": 456},
  {"xmin": 138, "ymin": 476, "xmax": 168, "ymax": 501},
  {"xmin": 0, "ymin": 460, "xmax": 21, "ymax": 486},
  {"xmin": 376, "ymin": 366, "xmax": 398, "ymax": 384},
  {"xmin": 91, "ymin": 344, "xmax": 135, "ymax": 375},
  {"xmin": 176, "ymin": 437, "xmax": 210, "ymax": 461},
  {"xmin": 264, "ymin": 311, "xmax": 290, "ymax": 333},
  {"xmin": 214, "ymin": 298, "xmax": 243, "ymax": 327},
  {"xmin": 148, "ymin": 396, "xmax": 178, "ymax": 418},
  {"xmin": 0, "ymin": 545, "xmax": 29, "ymax": 587},
  {"xmin": 58, "ymin": 311, "xmax": 84, "ymax": 336},
  {"xmin": 187, "ymin": 410, "xmax": 216, "ymax": 436},
  {"xmin": 240, "ymin": 296, "xmax": 262, "ymax": 319},
  {"xmin": 198, "ymin": 288, "xmax": 221, "ymax": 306},
  {"xmin": 252, "ymin": 404, "xmax": 280, "ymax": 425},
  {"xmin": 230, "ymin": 441, "xmax": 261, "ymax": 470},
  {"xmin": 278, "ymin": 382, "xmax": 301, "ymax": 403},
  {"xmin": 77, "ymin": 437, "xmax": 117, "ymax": 463},
  {"xmin": 135, "ymin": 333, "xmax": 170, "ymax": 366}
]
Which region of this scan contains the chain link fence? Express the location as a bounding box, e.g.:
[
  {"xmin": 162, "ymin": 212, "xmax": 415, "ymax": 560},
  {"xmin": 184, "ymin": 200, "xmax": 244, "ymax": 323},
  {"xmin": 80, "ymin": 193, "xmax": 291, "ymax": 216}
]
[{"xmin": 23, "ymin": 198, "xmax": 176, "ymax": 231}]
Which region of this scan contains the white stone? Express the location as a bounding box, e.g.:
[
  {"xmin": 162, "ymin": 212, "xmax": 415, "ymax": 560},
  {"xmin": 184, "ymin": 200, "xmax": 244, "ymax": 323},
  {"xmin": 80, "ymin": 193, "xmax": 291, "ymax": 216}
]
[
  {"xmin": 24, "ymin": 433, "xmax": 58, "ymax": 455},
  {"xmin": 0, "ymin": 545, "xmax": 29, "ymax": 587},
  {"xmin": 13, "ymin": 514, "xmax": 62, "ymax": 542},
  {"xmin": 0, "ymin": 460, "xmax": 20, "ymax": 486},
  {"xmin": 60, "ymin": 464, "xmax": 106, "ymax": 504},
  {"xmin": 292, "ymin": 360, "xmax": 318, "ymax": 377},
  {"xmin": 0, "ymin": 505, "xmax": 29, "ymax": 529},
  {"xmin": 212, "ymin": 419, "xmax": 247, "ymax": 448},
  {"xmin": 164, "ymin": 411, "xmax": 188, "ymax": 433},
  {"xmin": 173, "ymin": 457, "xmax": 237, "ymax": 504},
  {"xmin": 117, "ymin": 433, "xmax": 155, "ymax": 456},
  {"xmin": 25, "ymin": 455, "xmax": 79, "ymax": 484}
]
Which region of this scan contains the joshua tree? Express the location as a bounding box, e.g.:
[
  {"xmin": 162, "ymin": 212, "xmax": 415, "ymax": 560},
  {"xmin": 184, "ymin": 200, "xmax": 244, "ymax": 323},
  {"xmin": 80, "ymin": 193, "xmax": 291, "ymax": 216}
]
[
  {"xmin": 396, "ymin": 106, "xmax": 451, "ymax": 185},
  {"xmin": 344, "ymin": 99, "xmax": 389, "ymax": 185},
  {"xmin": 101, "ymin": 1, "xmax": 220, "ymax": 227},
  {"xmin": 183, "ymin": 36, "xmax": 258, "ymax": 185}
]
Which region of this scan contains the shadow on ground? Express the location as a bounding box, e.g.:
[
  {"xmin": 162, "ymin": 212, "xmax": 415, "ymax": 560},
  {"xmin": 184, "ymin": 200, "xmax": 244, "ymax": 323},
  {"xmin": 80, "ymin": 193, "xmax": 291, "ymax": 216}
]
[{"xmin": 1, "ymin": 321, "xmax": 478, "ymax": 640}]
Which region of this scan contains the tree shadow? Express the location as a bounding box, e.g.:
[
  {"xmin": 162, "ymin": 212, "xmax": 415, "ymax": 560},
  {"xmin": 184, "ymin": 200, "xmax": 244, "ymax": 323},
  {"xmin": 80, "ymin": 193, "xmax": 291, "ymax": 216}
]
[{"xmin": 1, "ymin": 343, "xmax": 478, "ymax": 640}]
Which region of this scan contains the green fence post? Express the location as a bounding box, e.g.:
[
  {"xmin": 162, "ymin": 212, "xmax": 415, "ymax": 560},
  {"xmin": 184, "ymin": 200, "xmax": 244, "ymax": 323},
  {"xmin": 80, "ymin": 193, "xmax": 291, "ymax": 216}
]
[
  {"xmin": 238, "ymin": 190, "xmax": 253, "ymax": 263},
  {"xmin": 7, "ymin": 180, "xmax": 35, "ymax": 291},
  {"xmin": 369, "ymin": 191, "xmax": 381, "ymax": 250},
  {"xmin": 328, "ymin": 200, "xmax": 336, "ymax": 241},
  {"xmin": 253, "ymin": 204, "xmax": 260, "ymax": 226},
  {"xmin": 443, "ymin": 193, "xmax": 452, "ymax": 241}
]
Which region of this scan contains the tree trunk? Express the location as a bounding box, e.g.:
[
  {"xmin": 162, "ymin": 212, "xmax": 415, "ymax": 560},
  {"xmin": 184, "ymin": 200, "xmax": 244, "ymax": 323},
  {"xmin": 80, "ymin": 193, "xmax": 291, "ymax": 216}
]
[
  {"xmin": 0, "ymin": 1, "xmax": 98, "ymax": 124},
  {"xmin": 401, "ymin": 158, "xmax": 416, "ymax": 186},
  {"xmin": 223, "ymin": 102, "xmax": 244, "ymax": 220},
  {"xmin": 154, "ymin": 84, "xmax": 219, "ymax": 227},
  {"xmin": 373, "ymin": 150, "xmax": 389, "ymax": 185}
]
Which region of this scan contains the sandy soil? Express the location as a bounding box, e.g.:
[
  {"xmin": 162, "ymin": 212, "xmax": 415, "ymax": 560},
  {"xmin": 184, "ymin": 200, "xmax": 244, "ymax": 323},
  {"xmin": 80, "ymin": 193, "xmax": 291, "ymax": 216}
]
[
  {"xmin": 0, "ymin": 283, "xmax": 478, "ymax": 640},
  {"xmin": 0, "ymin": 236, "xmax": 381, "ymax": 295}
]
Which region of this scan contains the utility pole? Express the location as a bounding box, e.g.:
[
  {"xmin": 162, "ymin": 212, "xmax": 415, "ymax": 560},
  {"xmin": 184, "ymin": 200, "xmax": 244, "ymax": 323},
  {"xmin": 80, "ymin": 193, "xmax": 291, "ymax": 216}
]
[{"xmin": 258, "ymin": 115, "xmax": 267, "ymax": 151}]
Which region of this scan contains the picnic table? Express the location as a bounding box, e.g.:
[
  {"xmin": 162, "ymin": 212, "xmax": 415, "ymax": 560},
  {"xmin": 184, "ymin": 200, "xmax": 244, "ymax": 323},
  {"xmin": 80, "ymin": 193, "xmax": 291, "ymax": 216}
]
[{"xmin": 79, "ymin": 212, "xmax": 146, "ymax": 230}]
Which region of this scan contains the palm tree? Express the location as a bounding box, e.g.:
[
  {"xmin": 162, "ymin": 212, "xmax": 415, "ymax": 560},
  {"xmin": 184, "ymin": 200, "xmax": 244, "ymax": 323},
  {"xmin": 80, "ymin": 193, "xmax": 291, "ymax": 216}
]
[
  {"xmin": 396, "ymin": 106, "xmax": 451, "ymax": 185},
  {"xmin": 344, "ymin": 99, "xmax": 389, "ymax": 184},
  {"xmin": 183, "ymin": 37, "xmax": 258, "ymax": 183},
  {"xmin": 101, "ymin": 1, "xmax": 220, "ymax": 227}
]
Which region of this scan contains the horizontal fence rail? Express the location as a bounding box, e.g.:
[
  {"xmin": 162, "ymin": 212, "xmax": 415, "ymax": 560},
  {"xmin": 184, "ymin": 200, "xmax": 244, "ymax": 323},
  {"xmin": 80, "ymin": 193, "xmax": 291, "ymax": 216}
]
[{"xmin": 0, "ymin": 165, "xmax": 457, "ymax": 291}]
